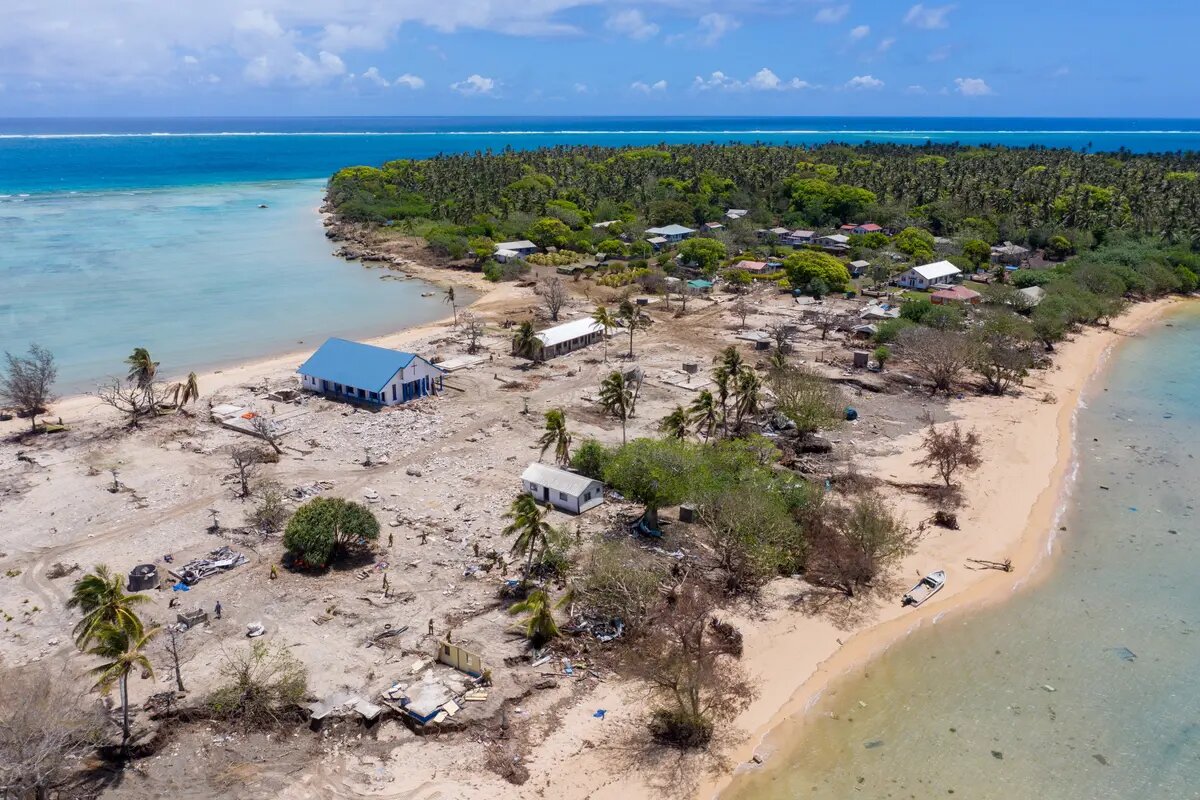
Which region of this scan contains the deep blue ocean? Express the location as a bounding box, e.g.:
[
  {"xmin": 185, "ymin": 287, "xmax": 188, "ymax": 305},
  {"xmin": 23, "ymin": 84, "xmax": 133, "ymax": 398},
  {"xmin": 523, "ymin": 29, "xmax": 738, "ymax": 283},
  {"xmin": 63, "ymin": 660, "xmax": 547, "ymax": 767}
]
[{"xmin": 2, "ymin": 116, "xmax": 1197, "ymax": 390}]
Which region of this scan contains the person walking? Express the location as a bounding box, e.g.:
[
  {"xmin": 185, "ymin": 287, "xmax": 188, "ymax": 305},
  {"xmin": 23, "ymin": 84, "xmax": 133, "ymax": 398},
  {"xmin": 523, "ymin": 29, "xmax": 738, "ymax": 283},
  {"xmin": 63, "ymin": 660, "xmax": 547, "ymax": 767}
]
[{"xmin": 214, "ymin": 601, "xmax": 222, "ymax": 620}]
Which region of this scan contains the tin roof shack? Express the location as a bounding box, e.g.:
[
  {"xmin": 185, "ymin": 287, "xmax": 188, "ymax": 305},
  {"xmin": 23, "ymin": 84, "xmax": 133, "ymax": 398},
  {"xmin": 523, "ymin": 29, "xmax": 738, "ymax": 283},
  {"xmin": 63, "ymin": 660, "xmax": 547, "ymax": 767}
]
[
  {"xmin": 521, "ymin": 462, "xmax": 604, "ymax": 515},
  {"xmin": 527, "ymin": 317, "xmax": 605, "ymax": 360}
]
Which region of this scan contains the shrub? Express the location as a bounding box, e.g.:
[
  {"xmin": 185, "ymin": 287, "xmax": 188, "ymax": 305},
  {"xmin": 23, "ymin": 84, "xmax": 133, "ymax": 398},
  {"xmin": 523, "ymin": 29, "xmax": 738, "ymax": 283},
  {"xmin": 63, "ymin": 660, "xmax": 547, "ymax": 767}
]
[
  {"xmin": 570, "ymin": 438, "xmax": 611, "ymax": 479},
  {"xmin": 249, "ymin": 482, "xmax": 290, "ymax": 533},
  {"xmin": 207, "ymin": 642, "xmax": 308, "ymax": 729},
  {"xmin": 282, "ymin": 497, "xmax": 380, "ymax": 568},
  {"xmin": 873, "ymin": 317, "xmax": 917, "ymax": 344}
]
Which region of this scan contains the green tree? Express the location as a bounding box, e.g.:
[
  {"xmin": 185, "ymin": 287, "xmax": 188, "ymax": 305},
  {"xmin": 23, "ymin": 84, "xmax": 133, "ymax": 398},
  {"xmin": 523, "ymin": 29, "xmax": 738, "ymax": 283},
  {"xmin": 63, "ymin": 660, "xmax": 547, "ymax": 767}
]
[
  {"xmin": 962, "ymin": 238, "xmax": 991, "ymax": 269},
  {"xmin": 1045, "ymin": 235, "xmax": 1075, "ymax": 260},
  {"xmin": 538, "ymin": 408, "xmax": 572, "ymax": 466},
  {"xmin": 1, "ymin": 343, "xmax": 57, "ymax": 432},
  {"xmin": 511, "ymin": 320, "xmax": 543, "ymax": 361},
  {"xmin": 659, "ymin": 405, "xmax": 691, "ymax": 440},
  {"xmin": 504, "ymin": 493, "xmax": 552, "ymax": 585},
  {"xmin": 731, "ymin": 368, "xmax": 763, "ymax": 430},
  {"xmin": 603, "ymin": 438, "xmax": 694, "ymax": 530},
  {"xmin": 783, "ymin": 251, "xmax": 851, "ymax": 293},
  {"xmin": 873, "ymin": 345, "xmax": 891, "ymax": 370},
  {"xmin": 618, "ymin": 299, "xmax": 642, "ymax": 358},
  {"xmin": 678, "ymin": 238, "xmax": 727, "ymax": 276},
  {"xmin": 282, "ymin": 497, "xmax": 380, "ymax": 568},
  {"xmin": 507, "ymin": 589, "xmax": 560, "ymax": 647},
  {"xmin": 125, "ymin": 347, "xmax": 158, "ymax": 390},
  {"xmin": 526, "ymin": 217, "xmax": 571, "ymax": 249},
  {"xmin": 87, "ymin": 618, "xmax": 158, "ymax": 754},
  {"xmin": 591, "ymin": 305, "xmax": 616, "ymax": 362},
  {"xmin": 770, "ymin": 365, "xmax": 843, "ymax": 435},
  {"xmin": 67, "ymin": 565, "xmax": 152, "ymax": 650},
  {"xmin": 598, "ymin": 371, "xmax": 634, "ymax": 443},
  {"xmin": 570, "ymin": 438, "xmax": 611, "ymax": 479},
  {"xmin": 688, "ymin": 389, "xmax": 720, "ymax": 443},
  {"xmin": 894, "ymin": 227, "xmax": 936, "ymax": 261}
]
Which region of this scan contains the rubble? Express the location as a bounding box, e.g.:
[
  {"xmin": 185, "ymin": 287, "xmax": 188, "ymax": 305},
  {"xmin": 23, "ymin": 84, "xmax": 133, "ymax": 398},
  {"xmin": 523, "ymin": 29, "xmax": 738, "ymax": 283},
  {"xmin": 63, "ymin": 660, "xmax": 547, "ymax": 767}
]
[{"xmin": 169, "ymin": 545, "xmax": 248, "ymax": 585}]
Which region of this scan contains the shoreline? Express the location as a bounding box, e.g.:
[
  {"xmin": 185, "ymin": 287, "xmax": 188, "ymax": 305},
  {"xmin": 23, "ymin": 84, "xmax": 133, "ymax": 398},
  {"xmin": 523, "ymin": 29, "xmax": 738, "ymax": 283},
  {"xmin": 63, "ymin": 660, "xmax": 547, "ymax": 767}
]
[{"xmin": 704, "ymin": 296, "xmax": 1184, "ymax": 799}]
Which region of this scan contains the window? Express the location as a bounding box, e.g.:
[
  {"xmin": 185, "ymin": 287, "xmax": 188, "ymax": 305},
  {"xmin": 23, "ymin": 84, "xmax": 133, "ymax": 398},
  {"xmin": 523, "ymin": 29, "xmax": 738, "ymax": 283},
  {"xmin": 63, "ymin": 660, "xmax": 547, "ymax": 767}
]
[
  {"xmin": 369, "ymin": 391, "xmax": 378, "ymax": 400},
  {"xmin": 392, "ymin": 384, "xmax": 397, "ymax": 401},
  {"xmin": 334, "ymin": 383, "xmax": 342, "ymax": 393},
  {"xmin": 558, "ymin": 491, "xmax": 568, "ymax": 501}
]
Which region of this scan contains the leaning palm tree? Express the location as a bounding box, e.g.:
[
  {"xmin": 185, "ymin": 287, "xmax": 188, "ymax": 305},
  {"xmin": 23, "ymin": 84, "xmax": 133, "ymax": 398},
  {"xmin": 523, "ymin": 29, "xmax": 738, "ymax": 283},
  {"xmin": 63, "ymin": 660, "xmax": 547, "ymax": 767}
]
[
  {"xmin": 444, "ymin": 286, "xmax": 458, "ymax": 328},
  {"xmin": 688, "ymin": 389, "xmax": 720, "ymax": 443},
  {"xmin": 617, "ymin": 299, "xmax": 640, "ymax": 359},
  {"xmin": 538, "ymin": 408, "xmax": 572, "ymax": 466},
  {"xmin": 67, "ymin": 565, "xmax": 152, "ymax": 649},
  {"xmin": 125, "ymin": 347, "xmax": 158, "ymax": 389},
  {"xmin": 511, "ymin": 321, "xmax": 542, "ymax": 361},
  {"xmin": 88, "ymin": 618, "xmax": 159, "ymax": 754},
  {"xmin": 168, "ymin": 371, "xmax": 201, "ymax": 413},
  {"xmin": 507, "ymin": 589, "xmax": 559, "ymax": 647},
  {"xmin": 732, "ymin": 368, "xmax": 763, "ymax": 430},
  {"xmin": 591, "ymin": 305, "xmax": 617, "ymax": 362},
  {"xmin": 503, "ymin": 494, "xmax": 552, "ymax": 585},
  {"xmin": 658, "ymin": 405, "xmax": 690, "ymax": 440},
  {"xmin": 597, "ymin": 370, "xmax": 633, "ymax": 444}
]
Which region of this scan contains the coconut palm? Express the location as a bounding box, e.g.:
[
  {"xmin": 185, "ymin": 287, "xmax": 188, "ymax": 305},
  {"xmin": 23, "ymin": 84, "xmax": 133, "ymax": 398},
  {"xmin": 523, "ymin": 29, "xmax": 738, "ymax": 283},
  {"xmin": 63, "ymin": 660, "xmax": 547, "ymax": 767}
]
[
  {"xmin": 444, "ymin": 286, "xmax": 458, "ymax": 327},
  {"xmin": 88, "ymin": 618, "xmax": 159, "ymax": 754},
  {"xmin": 125, "ymin": 347, "xmax": 158, "ymax": 389},
  {"xmin": 597, "ymin": 370, "xmax": 633, "ymax": 444},
  {"xmin": 658, "ymin": 405, "xmax": 690, "ymax": 440},
  {"xmin": 732, "ymin": 368, "xmax": 763, "ymax": 430},
  {"xmin": 507, "ymin": 589, "xmax": 559, "ymax": 647},
  {"xmin": 503, "ymin": 494, "xmax": 552, "ymax": 585},
  {"xmin": 67, "ymin": 565, "xmax": 152, "ymax": 649},
  {"xmin": 591, "ymin": 305, "xmax": 617, "ymax": 362},
  {"xmin": 512, "ymin": 321, "xmax": 542, "ymax": 361},
  {"xmin": 538, "ymin": 408, "xmax": 572, "ymax": 466},
  {"xmin": 168, "ymin": 371, "xmax": 200, "ymax": 412},
  {"xmin": 617, "ymin": 299, "xmax": 640, "ymax": 359},
  {"xmin": 687, "ymin": 389, "xmax": 720, "ymax": 443}
]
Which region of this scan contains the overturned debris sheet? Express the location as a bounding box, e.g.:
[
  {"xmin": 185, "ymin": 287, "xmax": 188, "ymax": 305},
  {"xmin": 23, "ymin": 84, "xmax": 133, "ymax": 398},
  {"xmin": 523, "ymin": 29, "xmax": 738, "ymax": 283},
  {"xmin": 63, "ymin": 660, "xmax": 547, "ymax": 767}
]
[{"xmin": 169, "ymin": 545, "xmax": 248, "ymax": 586}]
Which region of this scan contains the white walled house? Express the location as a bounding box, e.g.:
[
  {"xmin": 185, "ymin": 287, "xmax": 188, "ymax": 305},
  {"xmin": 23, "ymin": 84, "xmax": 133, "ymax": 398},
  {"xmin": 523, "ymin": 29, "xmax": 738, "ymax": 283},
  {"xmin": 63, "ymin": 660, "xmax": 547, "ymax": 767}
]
[
  {"xmin": 527, "ymin": 317, "xmax": 605, "ymax": 360},
  {"xmin": 521, "ymin": 463, "xmax": 604, "ymax": 514},
  {"xmin": 644, "ymin": 224, "xmax": 696, "ymax": 243},
  {"xmin": 896, "ymin": 260, "xmax": 963, "ymax": 290},
  {"xmin": 494, "ymin": 240, "xmax": 538, "ymax": 262},
  {"xmin": 297, "ymin": 338, "xmax": 445, "ymax": 406}
]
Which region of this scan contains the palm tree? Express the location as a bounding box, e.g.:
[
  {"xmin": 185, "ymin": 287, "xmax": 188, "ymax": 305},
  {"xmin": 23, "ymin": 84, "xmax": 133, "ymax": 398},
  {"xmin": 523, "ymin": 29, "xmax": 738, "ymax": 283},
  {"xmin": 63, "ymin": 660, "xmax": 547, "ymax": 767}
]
[
  {"xmin": 617, "ymin": 299, "xmax": 640, "ymax": 359},
  {"xmin": 713, "ymin": 346, "xmax": 747, "ymax": 437},
  {"xmin": 168, "ymin": 371, "xmax": 200, "ymax": 412},
  {"xmin": 512, "ymin": 321, "xmax": 542, "ymax": 361},
  {"xmin": 597, "ymin": 371, "xmax": 633, "ymax": 443},
  {"xmin": 538, "ymin": 408, "xmax": 572, "ymax": 466},
  {"xmin": 507, "ymin": 589, "xmax": 559, "ymax": 647},
  {"xmin": 658, "ymin": 405, "xmax": 690, "ymax": 440},
  {"xmin": 688, "ymin": 389, "xmax": 719, "ymax": 443},
  {"xmin": 444, "ymin": 286, "xmax": 458, "ymax": 327},
  {"xmin": 732, "ymin": 368, "xmax": 762, "ymax": 430},
  {"xmin": 503, "ymin": 494, "xmax": 552, "ymax": 585},
  {"xmin": 125, "ymin": 347, "xmax": 158, "ymax": 389},
  {"xmin": 67, "ymin": 565, "xmax": 152, "ymax": 649},
  {"xmin": 591, "ymin": 305, "xmax": 616, "ymax": 362},
  {"xmin": 88, "ymin": 618, "xmax": 159, "ymax": 754}
]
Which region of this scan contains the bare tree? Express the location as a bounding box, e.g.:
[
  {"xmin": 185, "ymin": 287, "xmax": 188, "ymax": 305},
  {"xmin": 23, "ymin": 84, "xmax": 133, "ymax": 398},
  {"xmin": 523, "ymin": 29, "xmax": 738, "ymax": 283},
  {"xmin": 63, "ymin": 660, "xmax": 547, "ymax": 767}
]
[
  {"xmin": 914, "ymin": 421, "xmax": 983, "ymax": 487},
  {"xmin": 249, "ymin": 413, "xmax": 284, "ymax": 455},
  {"xmin": 898, "ymin": 327, "xmax": 978, "ymax": 394},
  {"xmin": 676, "ymin": 283, "xmax": 698, "ymax": 314},
  {"xmin": 764, "ymin": 321, "xmax": 793, "ymax": 353},
  {"xmin": 248, "ymin": 481, "xmax": 289, "ymax": 533},
  {"xmin": 770, "ymin": 365, "xmax": 843, "ymax": 435},
  {"xmin": 154, "ymin": 624, "xmax": 191, "ymax": 693},
  {"xmin": 460, "ymin": 311, "xmax": 486, "ymax": 354},
  {"xmin": 229, "ymin": 447, "xmax": 263, "ymax": 500},
  {"xmin": 538, "ymin": 277, "xmax": 568, "ymax": 322},
  {"xmin": 0, "ymin": 665, "xmax": 105, "ymax": 799},
  {"xmin": 801, "ymin": 492, "xmax": 917, "ymax": 598},
  {"xmin": 808, "ymin": 307, "xmax": 847, "ymax": 341},
  {"xmin": 97, "ymin": 378, "xmax": 156, "ymax": 427},
  {"xmin": 729, "ymin": 296, "xmax": 753, "ymax": 330},
  {"xmin": 1, "ymin": 343, "xmax": 58, "ymax": 432}
]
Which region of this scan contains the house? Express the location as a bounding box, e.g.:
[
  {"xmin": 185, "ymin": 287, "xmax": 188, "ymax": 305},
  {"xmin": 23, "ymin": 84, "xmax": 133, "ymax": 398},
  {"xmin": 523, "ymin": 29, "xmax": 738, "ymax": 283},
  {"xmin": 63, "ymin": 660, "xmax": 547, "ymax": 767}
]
[
  {"xmin": 931, "ymin": 285, "xmax": 982, "ymax": 305},
  {"xmin": 991, "ymin": 241, "xmax": 1030, "ymax": 264},
  {"xmin": 644, "ymin": 224, "xmax": 696, "ymax": 243},
  {"xmin": 896, "ymin": 260, "xmax": 963, "ymax": 290},
  {"xmin": 687, "ymin": 279, "xmax": 714, "ymax": 293},
  {"xmin": 297, "ymin": 338, "xmax": 444, "ymax": 406},
  {"xmin": 646, "ymin": 235, "xmax": 669, "ymax": 250},
  {"xmin": 860, "ymin": 303, "xmax": 901, "ymax": 321},
  {"xmin": 521, "ymin": 462, "xmax": 604, "ymax": 514},
  {"xmin": 757, "ymin": 226, "xmax": 791, "ymax": 241},
  {"xmin": 725, "ymin": 209, "xmax": 749, "ymax": 220},
  {"xmin": 841, "ymin": 222, "xmax": 884, "ymax": 235},
  {"xmin": 530, "ymin": 317, "xmax": 605, "ymax": 359},
  {"xmin": 703, "ymin": 222, "xmax": 725, "ymax": 232},
  {"xmin": 784, "ymin": 229, "xmax": 815, "ymax": 246},
  {"xmin": 852, "ymin": 323, "xmax": 878, "ymax": 339},
  {"xmin": 848, "ymin": 259, "xmax": 871, "ymax": 277},
  {"xmin": 732, "ymin": 259, "xmax": 769, "ymax": 274},
  {"xmin": 494, "ymin": 240, "xmax": 538, "ymax": 262},
  {"xmin": 815, "ymin": 234, "xmax": 850, "ymax": 250}
]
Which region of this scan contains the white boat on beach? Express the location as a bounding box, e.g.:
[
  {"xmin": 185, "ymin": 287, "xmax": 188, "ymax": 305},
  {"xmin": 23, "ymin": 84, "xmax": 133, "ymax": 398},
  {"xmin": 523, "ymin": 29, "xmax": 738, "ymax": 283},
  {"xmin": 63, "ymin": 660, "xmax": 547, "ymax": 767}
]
[{"xmin": 901, "ymin": 570, "xmax": 946, "ymax": 607}]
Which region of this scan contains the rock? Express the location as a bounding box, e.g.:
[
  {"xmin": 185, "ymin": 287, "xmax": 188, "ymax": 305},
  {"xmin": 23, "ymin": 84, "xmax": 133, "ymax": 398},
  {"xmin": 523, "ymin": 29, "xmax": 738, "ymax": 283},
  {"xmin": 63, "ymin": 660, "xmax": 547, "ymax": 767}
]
[
  {"xmin": 751, "ymin": 754, "xmax": 764, "ymax": 764},
  {"xmin": 406, "ymin": 467, "xmax": 423, "ymax": 477}
]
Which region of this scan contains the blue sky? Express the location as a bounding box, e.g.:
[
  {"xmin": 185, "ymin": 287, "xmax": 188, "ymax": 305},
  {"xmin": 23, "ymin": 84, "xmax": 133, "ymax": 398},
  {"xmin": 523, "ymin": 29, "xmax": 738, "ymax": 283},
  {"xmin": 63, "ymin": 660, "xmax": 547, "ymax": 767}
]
[{"xmin": 0, "ymin": 0, "xmax": 1194, "ymax": 117}]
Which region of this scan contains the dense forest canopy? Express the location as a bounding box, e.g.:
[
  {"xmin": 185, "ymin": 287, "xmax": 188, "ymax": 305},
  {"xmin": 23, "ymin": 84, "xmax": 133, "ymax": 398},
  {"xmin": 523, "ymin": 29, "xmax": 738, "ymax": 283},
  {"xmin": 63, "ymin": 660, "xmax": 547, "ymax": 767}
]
[{"xmin": 327, "ymin": 142, "xmax": 1200, "ymax": 248}]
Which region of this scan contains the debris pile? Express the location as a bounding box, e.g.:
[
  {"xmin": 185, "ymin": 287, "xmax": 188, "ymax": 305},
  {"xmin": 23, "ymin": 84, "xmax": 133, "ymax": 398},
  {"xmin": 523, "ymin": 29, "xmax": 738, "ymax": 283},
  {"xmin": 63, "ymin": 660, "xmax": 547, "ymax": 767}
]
[{"xmin": 169, "ymin": 546, "xmax": 247, "ymax": 585}]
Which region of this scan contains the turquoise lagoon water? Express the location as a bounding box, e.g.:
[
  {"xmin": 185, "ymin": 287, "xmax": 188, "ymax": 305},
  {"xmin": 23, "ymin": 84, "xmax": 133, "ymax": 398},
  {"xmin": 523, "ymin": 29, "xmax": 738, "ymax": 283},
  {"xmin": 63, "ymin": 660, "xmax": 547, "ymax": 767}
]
[
  {"xmin": 726, "ymin": 306, "xmax": 1200, "ymax": 799},
  {"xmin": 3, "ymin": 116, "xmax": 1198, "ymax": 388}
]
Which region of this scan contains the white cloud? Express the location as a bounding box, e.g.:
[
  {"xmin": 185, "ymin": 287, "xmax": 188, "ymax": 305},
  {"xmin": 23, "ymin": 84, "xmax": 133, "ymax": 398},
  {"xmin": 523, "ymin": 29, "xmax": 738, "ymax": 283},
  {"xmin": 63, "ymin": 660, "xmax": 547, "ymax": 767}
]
[
  {"xmin": 451, "ymin": 74, "xmax": 497, "ymax": 95},
  {"xmin": 845, "ymin": 74, "xmax": 883, "ymax": 90},
  {"xmin": 394, "ymin": 73, "xmax": 425, "ymax": 89},
  {"xmin": 605, "ymin": 9, "xmax": 659, "ymax": 41},
  {"xmin": 631, "ymin": 79, "xmax": 667, "ymax": 93},
  {"xmin": 814, "ymin": 4, "xmax": 850, "ymax": 24},
  {"xmin": 319, "ymin": 23, "xmax": 388, "ymax": 52},
  {"xmin": 694, "ymin": 67, "xmax": 810, "ymax": 92},
  {"xmin": 905, "ymin": 84, "xmax": 926, "ymax": 94},
  {"xmin": 904, "ymin": 3, "xmax": 955, "ymax": 29},
  {"xmin": 849, "ymin": 24, "xmax": 870, "ymax": 40},
  {"xmin": 954, "ymin": 76, "xmax": 993, "ymax": 96},
  {"xmin": 696, "ymin": 12, "xmax": 739, "ymax": 45},
  {"xmin": 244, "ymin": 50, "xmax": 345, "ymax": 87},
  {"xmin": 877, "ymin": 37, "xmax": 896, "ymax": 52},
  {"xmin": 182, "ymin": 55, "xmax": 200, "ymax": 65},
  {"xmin": 361, "ymin": 66, "xmax": 389, "ymax": 87}
]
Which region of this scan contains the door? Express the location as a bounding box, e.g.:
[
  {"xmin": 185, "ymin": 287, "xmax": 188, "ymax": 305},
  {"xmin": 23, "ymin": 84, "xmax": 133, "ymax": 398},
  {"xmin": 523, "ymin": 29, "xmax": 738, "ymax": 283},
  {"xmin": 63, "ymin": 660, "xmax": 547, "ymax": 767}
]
[{"xmin": 542, "ymin": 486, "xmax": 549, "ymax": 502}]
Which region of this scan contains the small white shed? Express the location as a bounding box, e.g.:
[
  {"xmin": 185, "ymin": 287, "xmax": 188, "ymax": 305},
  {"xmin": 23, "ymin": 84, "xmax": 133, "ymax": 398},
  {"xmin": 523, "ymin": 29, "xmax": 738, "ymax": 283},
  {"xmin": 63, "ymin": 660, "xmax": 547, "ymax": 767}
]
[{"xmin": 520, "ymin": 463, "xmax": 604, "ymax": 515}]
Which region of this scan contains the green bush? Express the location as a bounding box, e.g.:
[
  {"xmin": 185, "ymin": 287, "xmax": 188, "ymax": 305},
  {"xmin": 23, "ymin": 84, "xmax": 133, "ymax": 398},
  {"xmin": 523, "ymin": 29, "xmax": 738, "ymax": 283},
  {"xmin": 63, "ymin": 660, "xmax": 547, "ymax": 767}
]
[
  {"xmin": 282, "ymin": 497, "xmax": 380, "ymax": 568},
  {"xmin": 571, "ymin": 438, "xmax": 611, "ymax": 480},
  {"xmin": 873, "ymin": 318, "xmax": 918, "ymax": 344}
]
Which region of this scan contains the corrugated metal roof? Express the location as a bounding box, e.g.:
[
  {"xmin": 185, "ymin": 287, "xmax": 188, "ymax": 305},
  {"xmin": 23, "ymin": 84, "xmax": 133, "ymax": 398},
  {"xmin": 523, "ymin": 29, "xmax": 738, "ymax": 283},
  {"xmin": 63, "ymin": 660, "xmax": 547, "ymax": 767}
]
[
  {"xmin": 495, "ymin": 240, "xmax": 536, "ymax": 251},
  {"xmin": 521, "ymin": 463, "xmax": 602, "ymax": 497},
  {"xmin": 297, "ymin": 338, "xmax": 433, "ymax": 393},
  {"xmin": 911, "ymin": 260, "xmax": 962, "ymax": 280},
  {"xmin": 645, "ymin": 224, "xmax": 696, "ymax": 236},
  {"xmin": 535, "ymin": 317, "xmax": 604, "ymax": 348}
]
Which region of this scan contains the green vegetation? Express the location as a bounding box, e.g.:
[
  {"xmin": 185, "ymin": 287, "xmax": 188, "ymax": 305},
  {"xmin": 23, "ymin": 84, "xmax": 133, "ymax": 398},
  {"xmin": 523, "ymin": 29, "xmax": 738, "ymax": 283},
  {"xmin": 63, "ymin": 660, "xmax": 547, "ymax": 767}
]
[{"xmin": 282, "ymin": 497, "xmax": 380, "ymax": 568}]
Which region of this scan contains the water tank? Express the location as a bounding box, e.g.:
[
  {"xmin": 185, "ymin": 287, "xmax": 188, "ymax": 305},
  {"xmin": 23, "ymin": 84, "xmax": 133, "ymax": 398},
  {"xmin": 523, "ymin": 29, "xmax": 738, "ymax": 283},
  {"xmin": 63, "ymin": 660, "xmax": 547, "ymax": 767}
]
[{"xmin": 128, "ymin": 564, "xmax": 159, "ymax": 592}]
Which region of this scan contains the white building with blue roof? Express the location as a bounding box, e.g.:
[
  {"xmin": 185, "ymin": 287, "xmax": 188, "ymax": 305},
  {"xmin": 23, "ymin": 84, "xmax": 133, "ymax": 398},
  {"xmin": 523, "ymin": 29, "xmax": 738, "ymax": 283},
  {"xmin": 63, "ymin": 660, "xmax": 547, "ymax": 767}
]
[{"xmin": 297, "ymin": 338, "xmax": 445, "ymax": 406}]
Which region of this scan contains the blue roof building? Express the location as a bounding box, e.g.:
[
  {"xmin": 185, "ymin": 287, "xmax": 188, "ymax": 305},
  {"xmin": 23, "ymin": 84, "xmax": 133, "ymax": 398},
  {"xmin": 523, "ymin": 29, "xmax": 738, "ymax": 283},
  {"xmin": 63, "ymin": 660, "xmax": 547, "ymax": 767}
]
[{"xmin": 297, "ymin": 338, "xmax": 444, "ymax": 406}]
